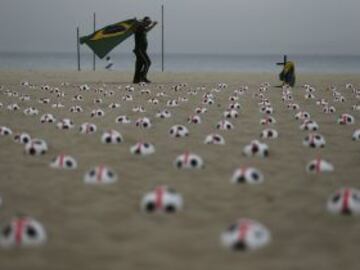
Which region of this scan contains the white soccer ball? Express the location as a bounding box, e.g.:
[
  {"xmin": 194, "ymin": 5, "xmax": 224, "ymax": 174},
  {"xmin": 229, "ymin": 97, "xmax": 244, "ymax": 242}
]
[
  {"xmin": 79, "ymin": 123, "xmax": 97, "ymax": 135},
  {"xmin": 130, "ymin": 142, "xmax": 155, "ymax": 156},
  {"xmin": 101, "ymin": 130, "xmax": 123, "ymax": 144},
  {"xmin": 24, "ymin": 139, "xmax": 48, "ymax": 156},
  {"xmin": 231, "ymin": 167, "xmax": 264, "ymax": 184},
  {"xmin": 169, "ymin": 125, "xmax": 189, "ymax": 138},
  {"xmin": 156, "ymin": 109, "xmax": 171, "ymax": 119},
  {"xmin": 352, "ymin": 129, "xmax": 360, "ymax": 141},
  {"xmin": 0, "ymin": 126, "xmax": 12, "ymax": 136},
  {"xmin": 174, "ymin": 152, "xmax": 204, "ymax": 169},
  {"xmin": 300, "ymin": 120, "xmax": 319, "ymax": 131},
  {"xmin": 224, "ymin": 109, "xmax": 239, "ymax": 119},
  {"xmin": 69, "ymin": 105, "xmax": 83, "ymax": 113},
  {"xmin": 141, "ymin": 186, "xmax": 183, "ymax": 213},
  {"xmin": 23, "ymin": 107, "xmax": 39, "ymax": 116},
  {"xmin": 295, "ymin": 111, "xmax": 311, "ymax": 120},
  {"xmin": 327, "ymin": 188, "xmax": 360, "ymax": 215},
  {"xmin": 216, "ymin": 120, "xmax": 234, "ymax": 130},
  {"xmin": 188, "ymin": 115, "xmax": 202, "ymax": 124},
  {"xmin": 194, "ymin": 107, "xmax": 207, "ymax": 114},
  {"xmin": 132, "ymin": 106, "xmax": 145, "ymax": 113},
  {"xmin": 13, "ymin": 132, "xmax": 31, "ymax": 144},
  {"xmin": 260, "ymin": 116, "xmax": 276, "ymax": 126},
  {"xmin": 108, "ymin": 103, "xmax": 121, "ymax": 109},
  {"xmin": 204, "ymin": 134, "xmax": 225, "ymax": 145},
  {"xmin": 221, "ymin": 218, "xmax": 271, "ymax": 251},
  {"xmin": 337, "ymin": 114, "xmax": 355, "ymax": 125},
  {"xmin": 243, "ymin": 140, "xmax": 269, "ymax": 158},
  {"xmin": 115, "ymin": 115, "xmax": 131, "ymax": 124},
  {"xmin": 84, "ymin": 165, "xmax": 117, "ymax": 184},
  {"xmin": 260, "ymin": 129, "xmax": 278, "ymax": 139},
  {"xmin": 50, "ymin": 154, "xmax": 77, "ymax": 169},
  {"xmin": 303, "ymin": 133, "xmax": 326, "ymax": 148},
  {"xmin": 56, "ymin": 118, "xmax": 74, "ymax": 130},
  {"xmin": 0, "ymin": 216, "xmax": 47, "ymax": 248},
  {"xmin": 40, "ymin": 113, "xmax": 56, "ymax": 123},
  {"xmin": 90, "ymin": 109, "xmax": 105, "ymax": 118},
  {"xmin": 135, "ymin": 117, "xmax": 152, "ymax": 128}
]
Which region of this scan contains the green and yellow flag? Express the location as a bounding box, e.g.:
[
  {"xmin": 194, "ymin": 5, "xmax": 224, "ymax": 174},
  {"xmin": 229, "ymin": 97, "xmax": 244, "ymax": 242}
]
[{"xmin": 80, "ymin": 19, "xmax": 137, "ymax": 59}]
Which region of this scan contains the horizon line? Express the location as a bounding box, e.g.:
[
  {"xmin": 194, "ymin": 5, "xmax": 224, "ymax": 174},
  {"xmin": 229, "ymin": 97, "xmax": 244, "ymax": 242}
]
[{"xmin": 1, "ymin": 51, "xmax": 360, "ymax": 57}]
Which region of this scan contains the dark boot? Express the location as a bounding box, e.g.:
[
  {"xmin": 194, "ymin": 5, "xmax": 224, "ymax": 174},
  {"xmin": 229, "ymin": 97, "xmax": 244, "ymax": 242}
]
[{"xmin": 141, "ymin": 78, "xmax": 152, "ymax": 83}]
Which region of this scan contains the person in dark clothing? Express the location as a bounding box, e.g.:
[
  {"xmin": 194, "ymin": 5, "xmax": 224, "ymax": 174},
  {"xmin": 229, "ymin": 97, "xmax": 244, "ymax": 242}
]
[{"xmin": 133, "ymin": 17, "xmax": 157, "ymax": 84}]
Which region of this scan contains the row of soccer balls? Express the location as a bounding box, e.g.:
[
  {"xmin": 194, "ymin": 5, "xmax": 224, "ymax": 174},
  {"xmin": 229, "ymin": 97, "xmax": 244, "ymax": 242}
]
[
  {"xmin": 0, "ymin": 127, "xmax": 340, "ymax": 174},
  {"xmin": 2, "ymin": 128, "xmax": 360, "ymax": 159},
  {"xmin": 1, "ymin": 186, "xmax": 359, "ymax": 250},
  {"xmin": 5, "ymin": 100, "xmax": 357, "ymax": 125},
  {"xmin": 2, "ymin": 128, "xmax": 349, "ymax": 159},
  {"xmin": 3, "ymin": 124, "xmax": 251, "ymax": 146},
  {"xmin": 4, "ymin": 110, "xmax": 358, "ymax": 135}
]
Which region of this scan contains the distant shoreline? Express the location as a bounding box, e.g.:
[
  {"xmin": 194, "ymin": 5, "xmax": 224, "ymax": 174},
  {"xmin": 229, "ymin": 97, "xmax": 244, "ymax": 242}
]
[
  {"xmin": 0, "ymin": 70, "xmax": 359, "ymax": 86},
  {"xmin": 1, "ymin": 51, "xmax": 360, "ymax": 57},
  {"xmin": 2, "ymin": 69, "xmax": 360, "ymax": 74},
  {"xmin": 1, "ymin": 53, "xmax": 360, "ymax": 73}
]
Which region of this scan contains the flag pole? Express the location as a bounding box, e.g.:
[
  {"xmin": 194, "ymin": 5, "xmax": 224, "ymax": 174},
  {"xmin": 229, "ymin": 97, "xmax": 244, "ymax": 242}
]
[
  {"xmin": 161, "ymin": 4, "xmax": 164, "ymax": 72},
  {"xmin": 93, "ymin": 12, "xmax": 96, "ymax": 71},
  {"xmin": 76, "ymin": 27, "xmax": 81, "ymax": 71}
]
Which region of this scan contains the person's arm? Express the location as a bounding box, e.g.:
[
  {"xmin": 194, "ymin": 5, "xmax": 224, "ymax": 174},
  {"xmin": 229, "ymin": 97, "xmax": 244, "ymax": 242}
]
[
  {"xmin": 131, "ymin": 19, "xmax": 141, "ymax": 32},
  {"xmin": 145, "ymin": 21, "xmax": 158, "ymax": 33}
]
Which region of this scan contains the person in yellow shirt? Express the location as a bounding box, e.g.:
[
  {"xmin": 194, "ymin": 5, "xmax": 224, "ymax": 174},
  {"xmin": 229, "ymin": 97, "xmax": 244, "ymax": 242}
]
[{"xmin": 277, "ymin": 55, "xmax": 296, "ymax": 87}]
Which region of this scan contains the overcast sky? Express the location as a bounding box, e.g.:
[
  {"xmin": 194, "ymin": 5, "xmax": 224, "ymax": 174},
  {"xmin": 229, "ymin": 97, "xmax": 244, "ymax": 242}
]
[{"xmin": 0, "ymin": 0, "xmax": 359, "ymax": 55}]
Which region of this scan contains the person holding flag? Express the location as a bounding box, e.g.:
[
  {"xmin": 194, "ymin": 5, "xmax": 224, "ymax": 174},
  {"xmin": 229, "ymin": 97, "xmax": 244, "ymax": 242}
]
[
  {"xmin": 80, "ymin": 16, "xmax": 157, "ymax": 83},
  {"xmin": 133, "ymin": 17, "xmax": 157, "ymax": 84}
]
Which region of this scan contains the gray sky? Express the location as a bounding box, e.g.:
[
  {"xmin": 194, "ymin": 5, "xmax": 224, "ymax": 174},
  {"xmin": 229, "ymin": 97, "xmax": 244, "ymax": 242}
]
[{"xmin": 0, "ymin": 0, "xmax": 359, "ymax": 55}]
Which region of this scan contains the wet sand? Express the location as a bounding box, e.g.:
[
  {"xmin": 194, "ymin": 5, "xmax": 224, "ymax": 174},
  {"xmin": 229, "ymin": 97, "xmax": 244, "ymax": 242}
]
[{"xmin": 0, "ymin": 70, "xmax": 359, "ymax": 270}]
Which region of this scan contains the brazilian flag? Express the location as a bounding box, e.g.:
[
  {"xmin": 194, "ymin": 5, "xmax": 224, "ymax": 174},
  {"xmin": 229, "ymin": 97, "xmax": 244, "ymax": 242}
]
[{"xmin": 80, "ymin": 19, "xmax": 137, "ymax": 59}]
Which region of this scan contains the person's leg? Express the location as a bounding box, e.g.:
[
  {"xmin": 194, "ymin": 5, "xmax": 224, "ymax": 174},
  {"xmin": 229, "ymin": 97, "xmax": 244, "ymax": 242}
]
[
  {"xmin": 139, "ymin": 50, "xmax": 151, "ymax": 82},
  {"xmin": 133, "ymin": 51, "xmax": 145, "ymax": 83}
]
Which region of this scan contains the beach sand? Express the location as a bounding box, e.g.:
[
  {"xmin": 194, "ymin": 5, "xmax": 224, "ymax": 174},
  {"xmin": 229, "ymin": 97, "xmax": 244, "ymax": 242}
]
[{"xmin": 0, "ymin": 70, "xmax": 359, "ymax": 270}]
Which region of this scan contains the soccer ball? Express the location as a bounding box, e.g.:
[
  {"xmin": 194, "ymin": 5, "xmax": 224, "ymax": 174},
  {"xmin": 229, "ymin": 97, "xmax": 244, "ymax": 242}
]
[
  {"xmin": 243, "ymin": 140, "xmax": 269, "ymax": 158},
  {"xmin": 174, "ymin": 152, "xmax": 204, "ymax": 169},
  {"xmin": 303, "ymin": 133, "xmax": 326, "ymax": 148},
  {"xmin": 84, "ymin": 165, "xmax": 117, "ymax": 184},
  {"xmin": 204, "ymin": 134, "xmax": 225, "ymax": 145},
  {"xmin": 101, "ymin": 130, "xmax": 123, "ymax": 144},
  {"xmin": 130, "ymin": 142, "xmax": 155, "ymax": 156},
  {"xmin": 169, "ymin": 125, "xmax": 189, "ymax": 138},
  {"xmin": 0, "ymin": 216, "xmax": 47, "ymax": 248},
  {"xmin": 24, "ymin": 139, "xmax": 48, "ymax": 156},
  {"xmin": 79, "ymin": 123, "xmax": 97, "ymax": 135},
  {"xmin": 141, "ymin": 186, "xmax": 183, "ymax": 214},
  {"xmin": 50, "ymin": 154, "xmax": 77, "ymax": 169},
  {"xmin": 231, "ymin": 167, "xmax": 264, "ymax": 184},
  {"xmin": 221, "ymin": 218, "xmax": 271, "ymax": 251},
  {"xmin": 327, "ymin": 188, "xmax": 360, "ymax": 215},
  {"xmin": 306, "ymin": 158, "xmax": 334, "ymax": 174}
]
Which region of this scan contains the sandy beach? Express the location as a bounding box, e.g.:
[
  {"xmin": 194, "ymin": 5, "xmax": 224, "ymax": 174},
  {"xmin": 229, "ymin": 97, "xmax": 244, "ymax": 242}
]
[{"xmin": 0, "ymin": 70, "xmax": 359, "ymax": 270}]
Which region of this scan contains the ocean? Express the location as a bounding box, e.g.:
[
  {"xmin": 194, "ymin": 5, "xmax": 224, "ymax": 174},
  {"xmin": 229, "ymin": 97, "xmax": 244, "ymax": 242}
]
[{"xmin": 0, "ymin": 52, "xmax": 360, "ymax": 73}]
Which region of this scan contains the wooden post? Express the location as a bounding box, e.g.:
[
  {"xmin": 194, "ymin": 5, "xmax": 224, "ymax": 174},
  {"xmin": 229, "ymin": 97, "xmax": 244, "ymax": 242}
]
[
  {"xmin": 76, "ymin": 27, "xmax": 81, "ymax": 71},
  {"xmin": 161, "ymin": 4, "xmax": 164, "ymax": 72},
  {"xmin": 93, "ymin": 12, "xmax": 96, "ymax": 71}
]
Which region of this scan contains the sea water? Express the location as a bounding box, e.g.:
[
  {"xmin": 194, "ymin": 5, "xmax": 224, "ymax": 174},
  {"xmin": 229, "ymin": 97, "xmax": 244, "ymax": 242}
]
[{"xmin": 0, "ymin": 52, "xmax": 360, "ymax": 73}]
